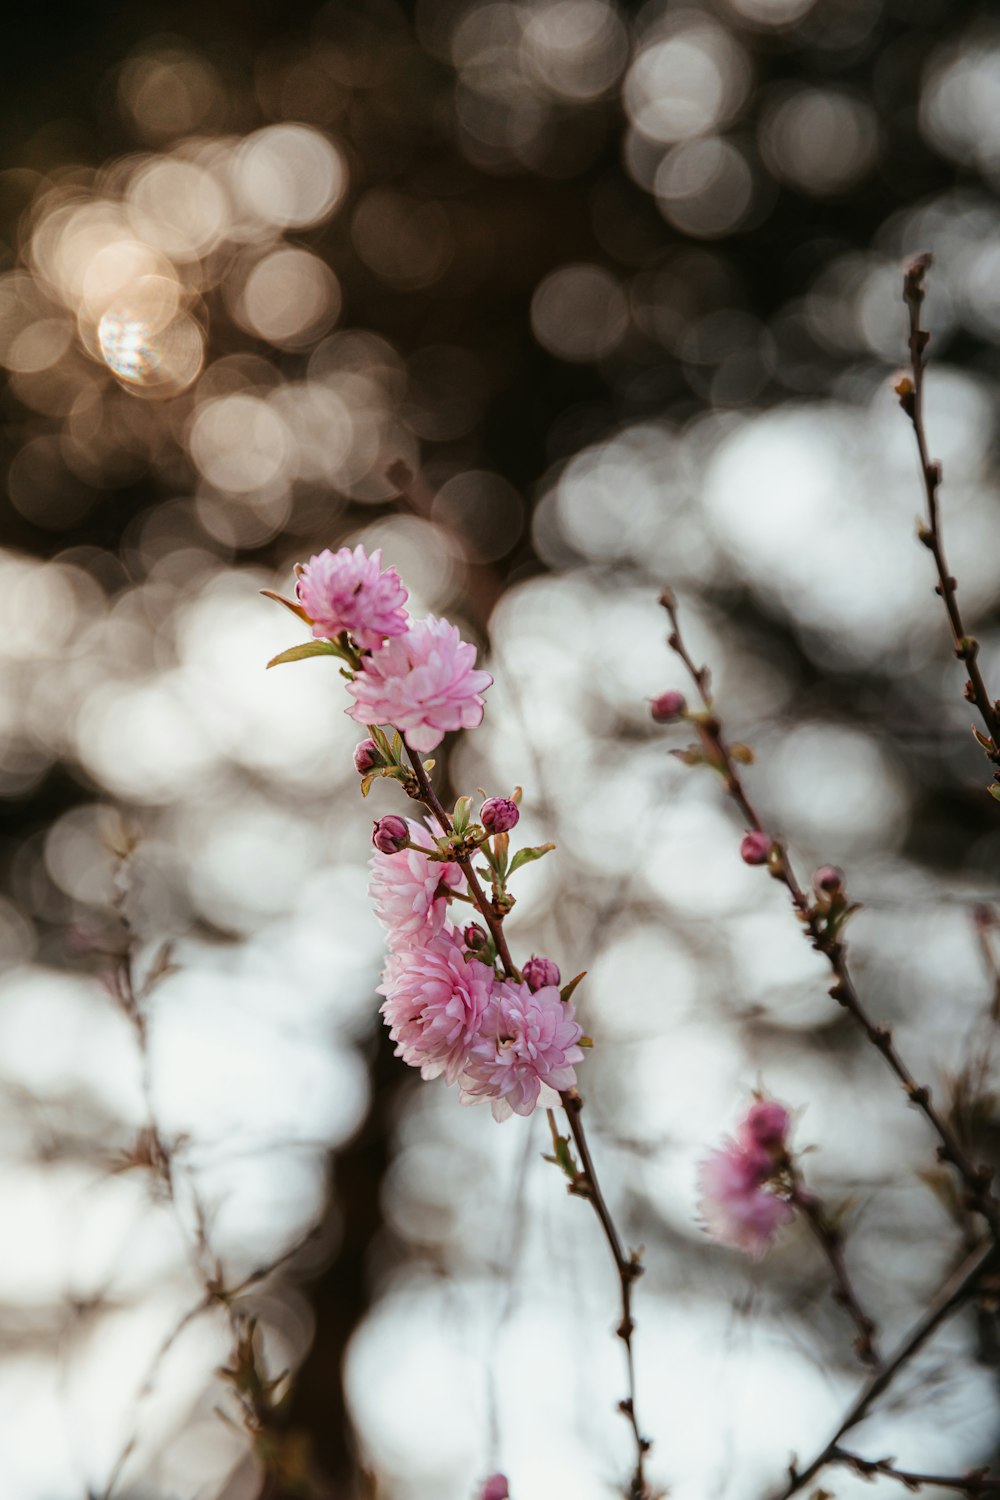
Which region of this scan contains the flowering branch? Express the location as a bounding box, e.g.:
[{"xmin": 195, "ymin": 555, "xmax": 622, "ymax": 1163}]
[
  {"xmin": 658, "ymin": 590, "xmax": 1000, "ymax": 1246},
  {"xmin": 402, "ymin": 737, "xmax": 651, "ymax": 1498},
  {"xmin": 769, "ymin": 1236, "xmax": 997, "ymax": 1500},
  {"xmin": 266, "ymin": 545, "xmax": 652, "ymax": 1498},
  {"xmin": 897, "ymin": 253, "xmax": 1000, "ymax": 789}
]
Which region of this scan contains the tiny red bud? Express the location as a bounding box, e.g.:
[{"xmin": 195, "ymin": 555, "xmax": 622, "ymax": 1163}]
[
  {"xmin": 354, "ymin": 738, "xmax": 382, "ymax": 774},
  {"xmin": 464, "ymin": 923, "xmax": 489, "ymax": 952},
  {"xmin": 372, "ymin": 815, "xmax": 409, "ymax": 854},
  {"xmin": 740, "ymin": 830, "xmax": 772, "ymax": 866},
  {"xmin": 650, "ymin": 690, "xmax": 687, "ymax": 724},
  {"xmin": 481, "ymin": 796, "xmax": 519, "ymax": 834},
  {"xmin": 522, "ymin": 954, "xmax": 561, "ymax": 991},
  {"xmin": 813, "ymin": 865, "xmax": 844, "ymax": 895}
]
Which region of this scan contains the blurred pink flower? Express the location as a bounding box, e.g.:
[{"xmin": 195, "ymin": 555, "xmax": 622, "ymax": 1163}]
[
  {"xmin": 296, "ymin": 545, "xmax": 409, "ymax": 651},
  {"xmin": 346, "ymin": 616, "xmax": 493, "ymax": 753},
  {"xmin": 738, "ymin": 1099, "xmax": 790, "ymax": 1152},
  {"xmin": 697, "ymin": 1139, "xmax": 793, "ymax": 1259},
  {"xmin": 460, "ymin": 983, "xmax": 583, "ymax": 1122},
  {"xmin": 369, "ymin": 819, "xmax": 462, "ymax": 949},
  {"xmin": 477, "ymin": 1477, "xmax": 510, "ymax": 1500},
  {"xmin": 378, "ymin": 931, "xmax": 495, "ymax": 1083}
]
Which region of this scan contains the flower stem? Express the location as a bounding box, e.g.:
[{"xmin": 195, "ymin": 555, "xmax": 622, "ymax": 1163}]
[{"xmin": 790, "ymin": 1182, "xmax": 879, "ymax": 1366}]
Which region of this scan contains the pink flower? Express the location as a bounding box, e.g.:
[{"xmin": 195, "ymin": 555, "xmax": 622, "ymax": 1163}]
[
  {"xmin": 345, "ymin": 616, "xmax": 493, "ymax": 753},
  {"xmin": 738, "ymin": 1099, "xmax": 790, "ymax": 1152},
  {"xmin": 369, "ymin": 819, "xmax": 463, "ymax": 949},
  {"xmin": 697, "ymin": 1139, "xmax": 793, "ymax": 1260},
  {"xmin": 460, "ymin": 984, "xmax": 584, "ymax": 1122},
  {"xmin": 740, "ymin": 830, "xmax": 773, "ymax": 866},
  {"xmin": 378, "ymin": 932, "xmax": 495, "ymax": 1082},
  {"xmin": 477, "ymin": 1477, "xmax": 510, "ymax": 1500},
  {"xmin": 296, "ymin": 546, "xmax": 409, "ymax": 651}
]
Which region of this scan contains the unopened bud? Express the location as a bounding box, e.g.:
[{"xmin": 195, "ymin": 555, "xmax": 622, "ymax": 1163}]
[
  {"xmin": 813, "ymin": 865, "xmax": 844, "ymax": 896},
  {"xmin": 741, "ymin": 1100, "xmax": 789, "ymax": 1151},
  {"xmin": 740, "ymin": 830, "xmax": 772, "ymax": 866},
  {"xmin": 354, "ymin": 738, "xmax": 382, "ymax": 774},
  {"xmin": 481, "ymin": 796, "xmax": 519, "ymax": 834},
  {"xmin": 650, "ymin": 690, "xmax": 687, "ymax": 724},
  {"xmin": 464, "ymin": 923, "xmax": 489, "ymax": 952},
  {"xmin": 477, "ymin": 1478, "xmax": 509, "ymax": 1500},
  {"xmin": 522, "ymin": 954, "xmax": 561, "ymax": 991},
  {"xmin": 372, "ymin": 815, "xmax": 409, "ymax": 854}
]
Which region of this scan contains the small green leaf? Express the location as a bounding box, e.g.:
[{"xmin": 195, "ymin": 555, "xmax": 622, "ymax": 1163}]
[
  {"xmin": 266, "ymin": 641, "xmax": 344, "ymax": 670},
  {"xmin": 492, "ymin": 830, "xmax": 510, "ymax": 880},
  {"xmin": 453, "ymin": 795, "xmax": 474, "ymax": 835},
  {"xmin": 260, "ymin": 589, "xmax": 311, "ymax": 625},
  {"xmin": 508, "ymin": 842, "xmax": 556, "ymax": 875},
  {"xmin": 368, "ymin": 724, "xmax": 395, "ymax": 761},
  {"xmin": 360, "ymin": 772, "xmax": 376, "ymax": 798},
  {"xmin": 560, "ymin": 971, "xmax": 587, "ymax": 1003},
  {"xmin": 391, "ymin": 732, "xmax": 403, "ymax": 758}
]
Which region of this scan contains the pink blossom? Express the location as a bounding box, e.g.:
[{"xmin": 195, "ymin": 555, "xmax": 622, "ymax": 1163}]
[
  {"xmin": 738, "ymin": 1099, "xmax": 790, "ymax": 1152},
  {"xmin": 740, "ymin": 830, "xmax": 772, "ymax": 866},
  {"xmin": 460, "ymin": 983, "xmax": 584, "ymax": 1122},
  {"xmin": 697, "ymin": 1140, "xmax": 793, "ymax": 1260},
  {"xmin": 477, "ymin": 1477, "xmax": 510, "ymax": 1500},
  {"xmin": 369, "ymin": 819, "xmax": 463, "ymax": 949},
  {"xmin": 345, "ymin": 616, "xmax": 493, "ymax": 753},
  {"xmin": 296, "ymin": 546, "xmax": 409, "ymax": 651},
  {"xmin": 378, "ymin": 932, "xmax": 495, "ymax": 1082}
]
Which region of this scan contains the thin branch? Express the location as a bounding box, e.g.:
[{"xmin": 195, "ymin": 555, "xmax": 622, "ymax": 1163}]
[
  {"xmin": 829, "ymin": 1447, "xmax": 1000, "ymax": 1494},
  {"xmin": 768, "ymin": 1237, "xmax": 997, "ymax": 1500},
  {"xmin": 659, "ymin": 590, "xmax": 1000, "ymax": 1245},
  {"xmin": 790, "ymin": 1185, "xmax": 879, "ymax": 1367},
  {"xmin": 898, "ymin": 253, "xmax": 1000, "ymax": 777},
  {"xmin": 403, "ymin": 738, "xmax": 651, "ymax": 1498}
]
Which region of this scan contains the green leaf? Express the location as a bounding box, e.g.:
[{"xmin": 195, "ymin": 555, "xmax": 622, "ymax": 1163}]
[
  {"xmin": 452, "ymin": 795, "xmax": 474, "ymax": 835},
  {"xmin": 360, "ymin": 772, "xmax": 377, "ymax": 798},
  {"xmin": 368, "ymin": 724, "xmax": 395, "ymax": 761},
  {"xmin": 492, "ymin": 830, "xmax": 510, "ymax": 880},
  {"xmin": 560, "ymin": 971, "xmax": 587, "ymax": 1003},
  {"xmin": 260, "ymin": 589, "xmax": 311, "ymax": 625},
  {"xmin": 266, "ymin": 641, "xmax": 345, "ymax": 670},
  {"xmin": 391, "ymin": 732, "xmax": 403, "ymax": 758},
  {"xmin": 508, "ymin": 842, "xmax": 556, "ymax": 875}
]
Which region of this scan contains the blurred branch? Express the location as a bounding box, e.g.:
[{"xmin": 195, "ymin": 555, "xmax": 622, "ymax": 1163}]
[
  {"xmin": 828, "ymin": 1447, "xmax": 1000, "ymax": 1493},
  {"xmin": 659, "ymin": 590, "xmax": 1000, "ymax": 1246},
  {"xmin": 898, "ymin": 253, "xmax": 1000, "ymax": 792},
  {"xmin": 403, "ymin": 739, "xmax": 653, "ymax": 1500},
  {"xmin": 770, "ymin": 1237, "xmax": 998, "ymax": 1500},
  {"xmin": 790, "ymin": 1183, "xmax": 879, "ymax": 1366}
]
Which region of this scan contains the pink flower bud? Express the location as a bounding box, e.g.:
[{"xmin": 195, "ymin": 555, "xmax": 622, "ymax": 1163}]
[
  {"xmin": 354, "ymin": 738, "xmax": 382, "ymax": 774},
  {"xmin": 522, "ymin": 954, "xmax": 560, "ymax": 991},
  {"xmin": 813, "ymin": 865, "xmax": 844, "ymax": 896},
  {"xmin": 464, "ymin": 923, "xmax": 489, "ymax": 951},
  {"xmin": 372, "ymin": 815, "xmax": 410, "ymax": 854},
  {"xmin": 477, "ymin": 1475, "xmax": 510, "ymax": 1500},
  {"xmin": 740, "ymin": 830, "xmax": 772, "ymax": 866},
  {"xmin": 650, "ymin": 690, "xmax": 687, "ymax": 724},
  {"xmin": 739, "ymin": 1100, "xmax": 790, "ymax": 1152},
  {"xmin": 481, "ymin": 797, "xmax": 519, "ymax": 834}
]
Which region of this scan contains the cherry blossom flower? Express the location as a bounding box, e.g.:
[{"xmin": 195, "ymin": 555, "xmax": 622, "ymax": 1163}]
[
  {"xmin": 477, "ymin": 1477, "xmax": 510, "ymax": 1500},
  {"xmin": 346, "ymin": 615, "xmax": 493, "ymax": 753},
  {"xmin": 368, "ymin": 818, "xmax": 462, "ymax": 949},
  {"xmin": 296, "ymin": 545, "xmax": 409, "ymax": 651},
  {"xmin": 460, "ymin": 983, "xmax": 584, "ymax": 1122},
  {"xmin": 697, "ymin": 1104, "xmax": 794, "ymax": 1260},
  {"xmin": 378, "ymin": 931, "xmax": 495, "ymax": 1082}
]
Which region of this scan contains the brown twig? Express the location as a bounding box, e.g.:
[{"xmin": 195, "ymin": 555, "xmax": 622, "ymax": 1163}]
[
  {"xmin": 790, "ymin": 1184, "xmax": 879, "ymax": 1367},
  {"xmin": 403, "ymin": 739, "xmax": 651, "ymax": 1499},
  {"xmin": 829, "ymin": 1447, "xmax": 1000, "ymax": 1494},
  {"xmin": 899, "ymin": 253, "xmax": 1000, "ymax": 782},
  {"xmin": 769, "ymin": 1237, "xmax": 997, "ymax": 1500},
  {"xmin": 659, "ymin": 590, "xmax": 1000, "ymax": 1245}
]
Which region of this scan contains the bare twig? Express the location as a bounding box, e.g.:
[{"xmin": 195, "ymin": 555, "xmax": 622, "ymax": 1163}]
[
  {"xmin": 898, "ymin": 253, "xmax": 1000, "ymax": 784},
  {"xmin": 403, "ymin": 739, "xmax": 652, "ymax": 1498},
  {"xmin": 790, "ymin": 1184, "xmax": 879, "ymax": 1367},
  {"xmin": 659, "ymin": 591, "xmax": 1000, "ymax": 1245},
  {"xmin": 829, "ymin": 1447, "xmax": 1000, "ymax": 1494},
  {"xmin": 768, "ymin": 1237, "xmax": 997, "ymax": 1500}
]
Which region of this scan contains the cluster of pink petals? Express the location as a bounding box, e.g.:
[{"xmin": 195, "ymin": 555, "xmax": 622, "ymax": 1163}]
[
  {"xmin": 296, "ymin": 546, "xmax": 409, "ymax": 652},
  {"xmin": 477, "ymin": 1477, "xmax": 510, "ymax": 1500},
  {"xmin": 379, "ymin": 931, "xmax": 496, "ymax": 1083},
  {"xmin": 697, "ymin": 1099, "xmax": 793, "ymax": 1259},
  {"xmin": 369, "ymin": 818, "xmax": 462, "ymax": 948},
  {"xmin": 346, "ymin": 615, "xmax": 493, "ymax": 753},
  {"xmin": 460, "ymin": 983, "xmax": 584, "ymax": 1122}
]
